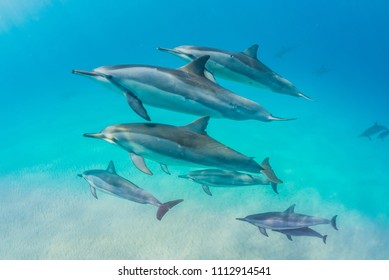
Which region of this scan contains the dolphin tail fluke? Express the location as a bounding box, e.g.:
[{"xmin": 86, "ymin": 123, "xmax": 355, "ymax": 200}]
[
  {"xmin": 156, "ymin": 199, "xmax": 184, "ymax": 221},
  {"xmin": 267, "ymin": 115, "xmax": 297, "ymax": 122},
  {"xmin": 271, "ymin": 183, "xmax": 278, "ymax": 194},
  {"xmin": 331, "ymin": 215, "xmax": 338, "ymax": 230},
  {"xmin": 323, "ymin": 235, "xmax": 328, "ymax": 244}
]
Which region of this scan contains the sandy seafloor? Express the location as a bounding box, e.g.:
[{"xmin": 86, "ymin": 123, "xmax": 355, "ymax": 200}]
[{"xmin": 1, "ymin": 0, "xmax": 389, "ymax": 259}]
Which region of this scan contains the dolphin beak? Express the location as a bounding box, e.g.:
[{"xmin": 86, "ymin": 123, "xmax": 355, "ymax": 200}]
[
  {"xmin": 83, "ymin": 133, "xmax": 105, "ymax": 139},
  {"xmin": 157, "ymin": 47, "xmax": 184, "ymax": 55},
  {"xmin": 77, "ymin": 174, "xmax": 83, "ymax": 178},
  {"xmin": 72, "ymin": 69, "xmax": 103, "ymax": 77},
  {"xmin": 236, "ymin": 218, "xmax": 246, "ymax": 222}
]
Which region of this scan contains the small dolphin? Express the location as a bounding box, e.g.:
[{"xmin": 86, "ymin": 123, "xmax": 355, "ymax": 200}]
[
  {"xmin": 377, "ymin": 129, "xmax": 389, "ymax": 140},
  {"xmin": 359, "ymin": 122, "xmax": 388, "ymax": 140},
  {"xmin": 178, "ymin": 168, "xmax": 279, "ymax": 196},
  {"xmin": 73, "ymin": 56, "xmax": 293, "ymax": 122},
  {"xmin": 78, "ymin": 161, "xmax": 183, "ymax": 220},
  {"xmin": 312, "ymin": 65, "xmax": 331, "ymax": 76},
  {"xmin": 273, "ymin": 46, "xmax": 295, "ymax": 59},
  {"xmin": 84, "ymin": 117, "xmax": 270, "ymax": 178},
  {"xmin": 236, "ymin": 204, "xmax": 338, "ymax": 237},
  {"xmin": 272, "ymin": 227, "xmax": 328, "ymax": 244},
  {"xmin": 158, "ymin": 44, "xmax": 312, "ymax": 101}
]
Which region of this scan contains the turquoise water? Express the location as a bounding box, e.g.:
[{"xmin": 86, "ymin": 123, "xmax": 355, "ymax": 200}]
[{"xmin": 1, "ymin": 0, "xmax": 388, "ymax": 259}]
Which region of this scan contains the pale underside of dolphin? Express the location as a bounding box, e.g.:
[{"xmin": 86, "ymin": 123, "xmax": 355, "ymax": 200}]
[
  {"xmin": 158, "ymin": 44, "xmax": 312, "ymax": 101},
  {"xmin": 272, "ymin": 227, "xmax": 328, "ymax": 244},
  {"xmin": 78, "ymin": 161, "xmax": 183, "ymax": 220},
  {"xmin": 178, "ymin": 160, "xmax": 280, "ymax": 196},
  {"xmin": 236, "ymin": 204, "xmax": 338, "ymax": 237},
  {"xmin": 84, "ymin": 117, "xmax": 273, "ymax": 179},
  {"xmin": 72, "ymin": 56, "xmax": 295, "ymax": 122}
]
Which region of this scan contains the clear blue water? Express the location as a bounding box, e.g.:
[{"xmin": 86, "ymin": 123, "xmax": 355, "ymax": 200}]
[{"xmin": 1, "ymin": 0, "xmax": 388, "ymax": 259}]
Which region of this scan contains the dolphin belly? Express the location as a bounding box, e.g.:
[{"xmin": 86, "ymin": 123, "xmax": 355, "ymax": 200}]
[{"xmin": 120, "ymin": 80, "xmax": 224, "ymax": 118}]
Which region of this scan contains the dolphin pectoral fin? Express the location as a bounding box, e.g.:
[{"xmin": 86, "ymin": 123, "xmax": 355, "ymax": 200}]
[
  {"xmin": 160, "ymin": 163, "xmax": 170, "ymax": 175},
  {"xmin": 156, "ymin": 199, "xmax": 184, "ymax": 221},
  {"xmin": 124, "ymin": 91, "xmax": 151, "ymax": 121},
  {"xmin": 182, "ymin": 116, "xmax": 210, "ymax": 135},
  {"xmin": 130, "ymin": 153, "xmax": 153, "ymax": 175},
  {"xmin": 201, "ymin": 185, "xmax": 212, "ymax": 196},
  {"xmin": 323, "ymin": 235, "xmax": 328, "ymax": 244},
  {"xmin": 271, "ymin": 183, "xmax": 278, "ymax": 194},
  {"xmin": 242, "ymin": 44, "xmax": 259, "ymax": 59},
  {"xmin": 90, "ymin": 186, "xmax": 98, "ymax": 199},
  {"xmin": 284, "ymin": 204, "xmax": 296, "ymax": 213},
  {"xmin": 286, "ymin": 234, "xmax": 293, "ymax": 241},
  {"xmin": 331, "ymin": 215, "xmax": 338, "ymax": 230},
  {"xmin": 258, "ymin": 227, "xmax": 268, "ymax": 237}
]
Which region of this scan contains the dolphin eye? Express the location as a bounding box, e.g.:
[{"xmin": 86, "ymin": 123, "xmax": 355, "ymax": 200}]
[{"xmin": 230, "ymin": 55, "xmax": 234, "ymax": 58}]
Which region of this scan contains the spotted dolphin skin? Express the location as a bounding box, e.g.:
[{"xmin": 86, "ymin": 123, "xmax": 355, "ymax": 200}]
[
  {"xmin": 83, "ymin": 116, "xmax": 266, "ymax": 177},
  {"xmin": 158, "ymin": 45, "xmax": 312, "ymax": 101},
  {"xmin": 73, "ymin": 56, "xmax": 293, "ymax": 122},
  {"xmin": 272, "ymin": 227, "xmax": 328, "ymax": 244},
  {"xmin": 236, "ymin": 204, "xmax": 338, "ymax": 237},
  {"xmin": 178, "ymin": 168, "xmax": 279, "ymax": 196},
  {"xmin": 78, "ymin": 161, "xmax": 183, "ymax": 220},
  {"xmin": 359, "ymin": 122, "xmax": 388, "ymax": 140}
]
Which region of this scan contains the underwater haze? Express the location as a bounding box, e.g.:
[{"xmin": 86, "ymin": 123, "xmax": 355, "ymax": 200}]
[{"xmin": 1, "ymin": 0, "xmax": 389, "ymax": 259}]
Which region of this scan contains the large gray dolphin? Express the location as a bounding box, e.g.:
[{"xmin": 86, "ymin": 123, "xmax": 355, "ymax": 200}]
[
  {"xmin": 72, "ymin": 56, "xmax": 294, "ymax": 122},
  {"xmin": 359, "ymin": 122, "xmax": 388, "ymax": 140},
  {"xmin": 272, "ymin": 227, "xmax": 328, "ymax": 244},
  {"xmin": 158, "ymin": 45, "xmax": 312, "ymax": 101},
  {"xmin": 236, "ymin": 204, "xmax": 338, "ymax": 237},
  {"xmin": 78, "ymin": 161, "xmax": 183, "ymax": 220},
  {"xmin": 84, "ymin": 116, "xmax": 270, "ymax": 178},
  {"xmin": 178, "ymin": 158, "xmax": 281, "ymax": 196}
]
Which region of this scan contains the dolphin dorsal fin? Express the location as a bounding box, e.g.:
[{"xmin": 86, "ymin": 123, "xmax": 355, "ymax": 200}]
[
  {"xmin": 242, "ymin": 44, "xmax": 259, "ymax": 59},
  {"xmin": 182, "ymin": 116, "xmax": 210, "ymax": 135},
  {"xmin": 284, "ymin": 204, "xmax": 296, "ymax": 213},
  {"xmin": 106, "ymin": 160, "xmax": 117, "ymax": 174},
  {"xmin": 180, "ymin": 55, "xmax": 210, "ymax": 77}
]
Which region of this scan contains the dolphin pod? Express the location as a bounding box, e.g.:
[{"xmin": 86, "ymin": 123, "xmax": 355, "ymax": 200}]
[
  {"xmin": 78, "ymin": 161, "xmax": 183, "ymax": 220},
  {"xmin": 236, "ymin": 204, "xmax": 337, "ymax": 243},
  {"xmin": 73, "ymin": 56, "xmax": 294, "ymax": 122},
  {"xmin": 359, "ymin": 122, "xmax": 388, "ymax": 140},
  {"xmin": 158, "ymin": 44, "xmax": 312, "ymax": 101},
  {"xmin": 75, "ymin": 44, "xmax": 340, "ymax": 244}
]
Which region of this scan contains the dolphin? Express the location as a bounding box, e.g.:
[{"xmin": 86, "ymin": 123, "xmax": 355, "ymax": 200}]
[
  {"xmin": 178, "ymin": 168, "xmax": 279, "ymax": 196},
  {"xmin": 236, "ymin": 204, "xmax": 338, "ymax": 237},
  {"xmin": 78, "ymin": 161, "xmax": 183, "ymax": 220},
  {"xmin": 273, "ymin": 46, "xmax": 295, "ymax": 59},
  {"xmin": 272, "ymin": 227, "xmax": 328, "ymax": 244},
  {"xmin": 359, "ymin": 122, "xmax": 388, "ymax": 140},
  {"xmin": 377, "ymin": 129, "xmax": 389, "ymax": 140},
  {"xmin": 83, "ymin": 116, "xmax": 270, "ymax": 178},
  {"xmin": 158, "ymin": 44, "xmax": 312, "ymax": 101},
  {"xmin": 72, "ymin": 56, "xmax": 293, "ymax": 122}
]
